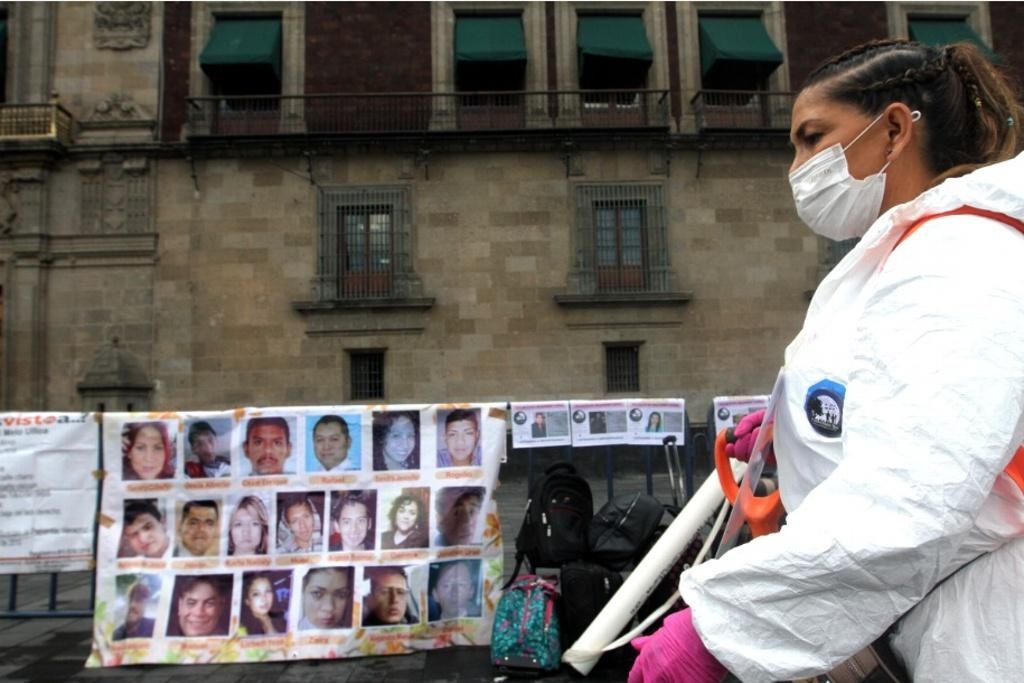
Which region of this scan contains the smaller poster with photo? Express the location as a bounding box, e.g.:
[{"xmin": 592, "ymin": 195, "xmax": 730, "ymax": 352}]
[
  {"xmin": 625, "ymin": 399, "xmax": 686, "ymax": 445},
  {"xmin": 711, "ymin": 395, "xmax": 770, "ymax": 437},
  {"xmin": 509, "ymin": 401, "xmax": 571, "ymax": 448},
  {"xmin": 568, "ymin": 400, "xmax": 629, "ymax": 447}
]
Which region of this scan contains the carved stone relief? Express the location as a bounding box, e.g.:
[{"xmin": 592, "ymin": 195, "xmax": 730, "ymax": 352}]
[
  {"xmin": 90, "ymin": 93, "xmax": 149, "ymax": 122},
  {"xmin": 0, "ymin": 174, "xmax": 20, "ymax": 235},
  {"xmin": 78, "ymin": 158, "xmax": 151, "ymax": 234},
  {"xmin": 94, "ymin": 2, "xmax": 151, "ymax": 50}
]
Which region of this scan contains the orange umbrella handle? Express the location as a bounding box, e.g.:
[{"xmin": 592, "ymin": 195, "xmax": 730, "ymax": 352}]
[{"xmin": 714, "ymin": 428, "xmax": 784, "ymax": 537}]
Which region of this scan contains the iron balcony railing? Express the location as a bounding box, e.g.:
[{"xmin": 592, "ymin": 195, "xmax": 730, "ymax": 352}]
[
  {"xmin": 0, "ymin": 103, "xmax": 74, "ymax": 145},
  {"xmin": 186, "ymin": 90, "xmax": 670, "ymax": 137},
  {"xmin": 690, "ymin": 90, "xmax": 795, "ymax": 132}
]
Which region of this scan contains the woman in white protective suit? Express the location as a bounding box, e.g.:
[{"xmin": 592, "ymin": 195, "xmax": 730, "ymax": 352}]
[{"xmin": 629, "ymin": 39, "xmax": 1024, "ymax": 683}]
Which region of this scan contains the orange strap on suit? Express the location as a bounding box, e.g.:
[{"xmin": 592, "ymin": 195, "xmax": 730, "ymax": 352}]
[{"xmin": 896, "ymin": 205, "xmax": 1024, "ymax": 495}]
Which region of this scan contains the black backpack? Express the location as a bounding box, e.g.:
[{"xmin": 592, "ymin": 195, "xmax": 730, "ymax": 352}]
[{"xmin": 507, "ymin": 462, "xmax": 593, "ymax": 582}]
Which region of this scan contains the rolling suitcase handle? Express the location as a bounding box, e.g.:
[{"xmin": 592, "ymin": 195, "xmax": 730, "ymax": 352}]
[{"xmin": 661, "ymin": 435, "xmax": 685, "ymax": 507}]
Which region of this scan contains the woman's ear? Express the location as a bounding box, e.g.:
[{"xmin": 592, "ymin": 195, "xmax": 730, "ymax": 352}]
[{"xmin": 884, "ymin": 102, "xmax": 919, "ymax": 160}]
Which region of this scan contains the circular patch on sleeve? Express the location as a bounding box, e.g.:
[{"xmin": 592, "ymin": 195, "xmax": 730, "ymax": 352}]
[{"xmin": 804, "ymin": 380, "xmax": 845, "ymax": 437}]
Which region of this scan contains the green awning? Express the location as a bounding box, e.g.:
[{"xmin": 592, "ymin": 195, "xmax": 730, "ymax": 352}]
[
  {"xmin": 909, "ymin": 19, "xmax": 998, "ymax": 62},
  {"xmin": 577, "ymin": 15, "xmax": 653, "ymax": 62},
  {"xmin": 699, "ymin": 16, "xmax": 783, "ymax": 79},
  {"xmin": 455, "ymin": 16, "xmax": 526, "ymax": 62},
  {"xmin": 200, "ymin": 18, "xmax": 282, "ymax": 80}
]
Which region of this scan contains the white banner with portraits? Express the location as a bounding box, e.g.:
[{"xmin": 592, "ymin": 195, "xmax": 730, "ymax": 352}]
[
  {"xmin": 0, "ymin": 412, "xmax": 99, "ymax": 574},
  {"xmin": 88, "ymin": 403, "xmax": 506, "ymax": 667}
]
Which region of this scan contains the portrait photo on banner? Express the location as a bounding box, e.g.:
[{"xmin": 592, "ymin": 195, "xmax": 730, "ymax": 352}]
[
  {"xmin": 112, "ymin": 573, "xmax": 162, "ymax": 641},
  {"xmin": 240, "ymin": 569, "xmax": 292, "ymax": 636},
  {"xmin": 119, "ymin": 498, "xmax": 171, "ymax": 559},
  {"xmin": 436, "ymin": 408, "xmax": 482, "ymax": 468},
  {"xmin": 175, "ymin": 498, "xmax": 223, "ymax": 558},
  {"xmin": 183, "ymin": 417, "xmax": 232, "ymax": 479},
  {"xmin": 428, "ymin": 558, "xmax": 482, "ymax": 621},
  {"xmin": 227, "ymin": 493, "xmax": 272, "ymax": 556},
  {"xmin": 329, "ymin": 489, "xmax": 377, "ymax": 552},
  {"xmin": 434, "ymin": 486, "xmax": 485, "ymax": 547},
  {"xmin": 361, "ymin": 565, "xmax": 423, "ymax": 627},
  {"xmin": 306, "ymin": 413, "xmax": 362, "ymax": 473},
  {"xmin": 372, "ymin": 410, "xmax": 421, "ymax": 471},
  {"xmin": 166, "ymin": 573, "xmax": 233, "ymax": 638},
  {"xmin": 121, "ymin": 420, "xmax": 177, "ymax": 481},
  {"xmin": 380, "ymin": 487, "xmax": 430, "ymax": 550},
  {"xmin": 299, "ymin": 565, "xmax": 354, "ymax": 630},
  {"xmin": 276, "ymin": 491, "xmax": 325, "ymax": 555},
  {"xmin": 240, "ymin": 415, "xmax": 298, "ymax": 476}
]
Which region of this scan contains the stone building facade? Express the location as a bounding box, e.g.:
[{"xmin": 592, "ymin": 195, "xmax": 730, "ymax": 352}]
[{"xmin": 0, "ymin": 1, "xmax": 1020, "ymax": 422}]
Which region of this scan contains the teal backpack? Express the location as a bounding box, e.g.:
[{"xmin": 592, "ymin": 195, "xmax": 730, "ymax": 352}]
[{"xmin": 491, "ymin": 575, "xmax": 561, "ymax": 677}]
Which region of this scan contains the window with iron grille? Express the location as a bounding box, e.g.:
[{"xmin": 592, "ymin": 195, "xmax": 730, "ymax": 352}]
[
  {"xmin": 575, "ymin": 184, "xmax": 669, "ymax": 294},
  {"xmin": 349, "ymin": 350, "xmax": 385, "ymax": 400},
  {"xmin": 605, "ymin": 344, "xmax": 641, "ymax": 393},
  {"xmin": 317, "ymin": 187, "xmax": 412, "ymax": 300}
]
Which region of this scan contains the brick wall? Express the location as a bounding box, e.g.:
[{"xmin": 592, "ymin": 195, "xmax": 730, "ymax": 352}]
[
  {"xmin": 784, "ymin": 2, "xmax": 889, "ymax": 88},
  {"xmin": 305, "ymin": 2, "xmax": 432, "ymax": 93},
  {"xmin": 991, "ymin": 4, "xmax": 1024, "ymax": 98},
  {"xmin": 161, "ymin": 2, "xmax": 192, "ymax": 142}
]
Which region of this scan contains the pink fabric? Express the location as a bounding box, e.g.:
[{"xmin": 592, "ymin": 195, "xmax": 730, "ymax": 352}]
[
  {"xmin": 725, "ymin": 409, "xmax": 771, "ymax": 464},
  {"xmin": 628, "ymin": 608, "xmax": 728, "ymax": 683}
]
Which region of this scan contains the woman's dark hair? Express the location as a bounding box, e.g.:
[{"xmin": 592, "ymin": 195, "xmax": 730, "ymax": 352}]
[
  {"xmin": 371, "ymin": 410, "xmax": 421, "ymax": 470},
  {"xmin": 302, "ymin": 566, "xmax": 354, "ymax": 628},
  {"xmin": 240, "ymin": 571, "xmax": 287, "ymax": 635},
  {"xmin": 803, "ymin": 39, "xmax": 1022, "ymax": 181},
  {"xmin": 388, "ymin": 492, "xmax": 425, "ymax": 529}
]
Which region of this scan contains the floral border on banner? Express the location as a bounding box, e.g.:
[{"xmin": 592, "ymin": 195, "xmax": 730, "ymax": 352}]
[{"xmin": 87, "ymin": 403, "xmax": 505, "ymax": 666}]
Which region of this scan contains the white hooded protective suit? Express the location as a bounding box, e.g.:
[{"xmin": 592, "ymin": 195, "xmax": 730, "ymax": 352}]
[{"xmin": 680, "ymin": 152, "xmax": 1024, "ymax": 682}]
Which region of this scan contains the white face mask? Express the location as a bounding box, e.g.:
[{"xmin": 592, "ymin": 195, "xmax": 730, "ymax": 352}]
[{"xmin": 789, "ymin": 109, "xmax": 921, "ymax": 241}]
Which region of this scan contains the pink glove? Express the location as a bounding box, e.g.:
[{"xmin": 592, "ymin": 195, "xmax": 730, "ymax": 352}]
[
  {"xmin": 725, "ymin": 409, "xmax": 775, "ymax": 465},
  {"xmin": 628, "ymin": 608, "xmax": 727, "ymax": 683}
]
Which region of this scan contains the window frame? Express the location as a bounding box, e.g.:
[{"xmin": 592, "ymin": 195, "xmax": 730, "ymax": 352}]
[
  {"xmin": 553, "ymin": 3, "xmax": 668, "ymax": 93},
  {"xmin": 190, "ymin": 2, "xmax": 304, "ymax": 99},
  {"xmin": 337, "ymin": 204, "xmax": 396, "ymax": 299},
  {"xmin": 887, "ymin": 2, "xmax": 992, "ymax": 46},
  {"xmin": 594, "ymin": 200, "xmax": 648, "ymax": 290},
  {"xmin": 432, "ymin": 2, "xmax": 546, "ymax": 94},
  {"xmin": 604, "ymin": 342, "xmax": 643, "ymax": 394},
  {"xmin": 316, "ymin": 186, "xmax": 414, "ymax": 302},
  {"xmin": 348, "ymin": 349, "xmax": 386, "ymax": 401},
  {"xmin": 677, "ymin": 2, "xmax": 789, "ymax": 104},
  {"xmin": 572, "ymin": 183, "xmax": 670, "ymax": 296}
]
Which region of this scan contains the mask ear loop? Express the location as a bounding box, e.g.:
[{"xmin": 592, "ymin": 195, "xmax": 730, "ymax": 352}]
[
  {"xmin": 876, "ymin": 110, "xmax": 924, "ymax": 175},
  {"xmin": 844, "ymin": 108, "xmax": 923, "ymax": 156}
]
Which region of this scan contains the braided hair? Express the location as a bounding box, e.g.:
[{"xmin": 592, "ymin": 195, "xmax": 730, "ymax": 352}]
[{"xmin": 803, "ymin": 39, "xmax": 1022, "ymax": 181}]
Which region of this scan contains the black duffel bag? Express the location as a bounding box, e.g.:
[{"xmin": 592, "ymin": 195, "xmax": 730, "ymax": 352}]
[{"xmin": 587, "ymin": 492, "xmax": 666, "ymax": 571}]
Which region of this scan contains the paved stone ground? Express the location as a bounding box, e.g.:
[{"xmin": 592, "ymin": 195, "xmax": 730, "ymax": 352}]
[{"xmin": 0, "ymin": 449, "xmax": 715, "ymax": 682}]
